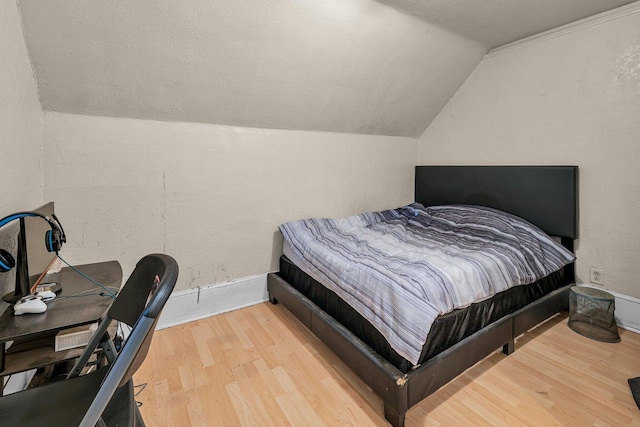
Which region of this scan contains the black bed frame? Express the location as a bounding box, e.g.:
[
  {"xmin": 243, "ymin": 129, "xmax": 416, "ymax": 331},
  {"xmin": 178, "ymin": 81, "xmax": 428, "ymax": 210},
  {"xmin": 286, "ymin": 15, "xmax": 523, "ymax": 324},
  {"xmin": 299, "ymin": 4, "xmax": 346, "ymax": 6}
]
[{"xmin": 267, "ymin": 166, "xmax": 578, "ymax": 426}]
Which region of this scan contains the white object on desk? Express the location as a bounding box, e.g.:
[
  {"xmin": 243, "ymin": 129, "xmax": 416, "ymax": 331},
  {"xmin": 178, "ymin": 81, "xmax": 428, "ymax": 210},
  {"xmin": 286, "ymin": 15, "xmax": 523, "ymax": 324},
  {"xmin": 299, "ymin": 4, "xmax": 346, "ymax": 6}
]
[
  {"xmin": 33, "ymin": 291, "xmax": 56, "ymax": 302},
  {"xmin": 13, "ymin": 296, "xmax": 47, "ymax": 315}
]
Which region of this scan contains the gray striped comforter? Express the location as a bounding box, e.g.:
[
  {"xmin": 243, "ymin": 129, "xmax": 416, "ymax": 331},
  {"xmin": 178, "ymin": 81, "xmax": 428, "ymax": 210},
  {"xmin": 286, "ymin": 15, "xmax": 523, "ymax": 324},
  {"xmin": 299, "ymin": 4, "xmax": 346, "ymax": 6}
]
[{"xmin": 279, "ymin": 204, "xmax": 575, "ymax": 365}]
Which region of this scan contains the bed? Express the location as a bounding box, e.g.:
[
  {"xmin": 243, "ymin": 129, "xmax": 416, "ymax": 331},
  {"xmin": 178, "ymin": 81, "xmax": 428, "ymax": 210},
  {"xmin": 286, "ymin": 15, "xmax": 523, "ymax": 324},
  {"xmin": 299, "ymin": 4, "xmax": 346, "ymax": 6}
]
[{"xmin": 267, "ymin": 165, "xmax": 578, "ymax": 426}]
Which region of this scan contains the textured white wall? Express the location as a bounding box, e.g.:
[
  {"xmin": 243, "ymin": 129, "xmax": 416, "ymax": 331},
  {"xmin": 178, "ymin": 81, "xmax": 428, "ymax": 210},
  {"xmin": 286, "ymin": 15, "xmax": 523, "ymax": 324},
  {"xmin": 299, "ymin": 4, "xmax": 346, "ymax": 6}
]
[
  {"xmin": 0, "ymin": 0, "xmax": 43, "ymax": 306},
  {"xmin": 419, "ymin": 10, "xmax": 640, "ymax": 297},
  {"xmin": 0, "ymin": 0, "xmax": 42, "ymax": 211},
  {"xmin": 43, "ymin": 112, "xmax": 416, "ymax": 291}
]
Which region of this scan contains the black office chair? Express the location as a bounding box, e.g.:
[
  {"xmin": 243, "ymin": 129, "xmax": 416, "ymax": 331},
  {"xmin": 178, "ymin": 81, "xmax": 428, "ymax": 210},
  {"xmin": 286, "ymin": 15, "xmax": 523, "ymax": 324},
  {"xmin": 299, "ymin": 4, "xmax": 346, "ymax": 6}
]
[{"xmin": 0, "ymin": 253, "xmax": 178, "ymax": 427}]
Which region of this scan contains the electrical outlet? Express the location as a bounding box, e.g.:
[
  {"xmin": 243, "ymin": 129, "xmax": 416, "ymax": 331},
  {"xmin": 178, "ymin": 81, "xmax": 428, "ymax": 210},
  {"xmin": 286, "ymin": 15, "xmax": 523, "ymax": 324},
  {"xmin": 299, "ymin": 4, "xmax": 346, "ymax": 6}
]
[{"xmin": 590, "ymin": 267, "xmax": 604, "ymax": 285}]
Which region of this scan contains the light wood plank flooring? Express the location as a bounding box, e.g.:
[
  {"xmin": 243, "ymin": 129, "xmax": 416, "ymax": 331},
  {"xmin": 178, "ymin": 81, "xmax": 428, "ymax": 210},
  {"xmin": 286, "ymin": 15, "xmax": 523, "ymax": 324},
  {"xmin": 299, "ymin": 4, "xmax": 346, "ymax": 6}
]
[{"xmin": 136, "ymin": 302, "xmax": 640, "ymax": 426}]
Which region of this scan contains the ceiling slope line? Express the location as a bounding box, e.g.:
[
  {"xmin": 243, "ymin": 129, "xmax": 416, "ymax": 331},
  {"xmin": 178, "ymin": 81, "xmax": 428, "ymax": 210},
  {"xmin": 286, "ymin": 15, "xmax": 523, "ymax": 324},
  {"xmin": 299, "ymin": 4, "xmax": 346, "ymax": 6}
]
[{"xmin": 485, "ymin": 1, "xmax": 640, "ymax": 59}]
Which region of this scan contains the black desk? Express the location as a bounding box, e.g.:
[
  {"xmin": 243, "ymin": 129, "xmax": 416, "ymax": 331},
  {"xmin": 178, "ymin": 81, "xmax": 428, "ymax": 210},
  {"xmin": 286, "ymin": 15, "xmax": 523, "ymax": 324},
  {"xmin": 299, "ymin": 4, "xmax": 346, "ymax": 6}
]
[{"xmin": 0, "ymin": 261, "xmax": 122, "ymax": 384}]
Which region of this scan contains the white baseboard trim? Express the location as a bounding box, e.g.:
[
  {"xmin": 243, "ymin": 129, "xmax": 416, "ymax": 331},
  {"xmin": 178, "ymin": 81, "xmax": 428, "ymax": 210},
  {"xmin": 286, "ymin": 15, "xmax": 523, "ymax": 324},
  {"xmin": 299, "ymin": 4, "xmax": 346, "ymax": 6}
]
[
  {"xmin": 157, "ymin": 273, "xmax": 269, "ymax": 330},
  {"xmin": 576, "ymin": 283, "xmax": 640, "ymax": 334},
  {"xmin": 156, "ymin": 278, "xmax": 640, "ymax": 336}
]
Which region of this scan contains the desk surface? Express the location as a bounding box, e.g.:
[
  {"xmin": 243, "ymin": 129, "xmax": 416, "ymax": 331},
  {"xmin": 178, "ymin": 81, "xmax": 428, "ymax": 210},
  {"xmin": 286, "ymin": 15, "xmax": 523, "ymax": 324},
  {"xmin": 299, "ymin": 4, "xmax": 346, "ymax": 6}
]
[{"xmin": 0, "ymin": 261, "xmax": 122, "ymax": 343}]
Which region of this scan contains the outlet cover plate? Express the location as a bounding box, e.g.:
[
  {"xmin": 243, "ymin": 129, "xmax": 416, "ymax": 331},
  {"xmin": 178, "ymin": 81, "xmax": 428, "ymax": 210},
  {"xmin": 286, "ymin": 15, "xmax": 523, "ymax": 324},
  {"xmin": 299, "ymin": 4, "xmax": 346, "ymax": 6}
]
[{"xmin": 590, "ymin": 267, "xmax": 604, "ymax": 285}]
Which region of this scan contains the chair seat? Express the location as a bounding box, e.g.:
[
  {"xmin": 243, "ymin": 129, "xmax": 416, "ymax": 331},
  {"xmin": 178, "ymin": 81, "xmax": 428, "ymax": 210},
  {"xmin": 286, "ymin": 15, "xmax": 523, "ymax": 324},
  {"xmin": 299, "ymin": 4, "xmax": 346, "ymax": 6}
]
[{"xmin": 0, "ymin": 367, "xmax": 136, "ymax": 427}]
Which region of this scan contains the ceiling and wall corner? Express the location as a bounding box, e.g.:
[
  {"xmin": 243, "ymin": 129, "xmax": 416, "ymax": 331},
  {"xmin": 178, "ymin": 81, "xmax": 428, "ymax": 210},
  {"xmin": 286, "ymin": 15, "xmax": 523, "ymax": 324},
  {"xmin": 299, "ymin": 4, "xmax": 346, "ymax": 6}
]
[
  {"xmin": 16, "ymin": 0, "xmax": 635, "ymax": 138},
  {"xmin": 16, "ymin": 0, "xmax": 636, "ymax": 138},
  {"xmin": 16, "ymin": 0, "xmax": 486, "ymax": 138},
  {"xmin": 374, "ymin": 0, "xmax": 637, "ymax": 50}
]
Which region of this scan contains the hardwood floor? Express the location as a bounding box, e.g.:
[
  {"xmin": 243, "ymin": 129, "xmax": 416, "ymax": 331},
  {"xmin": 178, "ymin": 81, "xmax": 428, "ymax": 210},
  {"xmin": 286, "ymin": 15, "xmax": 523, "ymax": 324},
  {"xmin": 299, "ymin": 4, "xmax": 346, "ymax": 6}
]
[{"xmin": 136, "ymin": 302, "xmax": 640, "ymax": 426}]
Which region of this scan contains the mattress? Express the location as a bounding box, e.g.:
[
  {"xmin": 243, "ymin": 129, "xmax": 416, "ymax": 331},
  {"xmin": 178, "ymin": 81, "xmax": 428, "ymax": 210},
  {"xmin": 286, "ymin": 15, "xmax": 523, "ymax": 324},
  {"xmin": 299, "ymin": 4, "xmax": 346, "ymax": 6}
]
[
  {"xmin": 279, "ymin": 203, "xmax": 575, "ymax": 365},
  {"xmin": 278, "ymin": 254, "xmax": 567, "ymax": 373}
]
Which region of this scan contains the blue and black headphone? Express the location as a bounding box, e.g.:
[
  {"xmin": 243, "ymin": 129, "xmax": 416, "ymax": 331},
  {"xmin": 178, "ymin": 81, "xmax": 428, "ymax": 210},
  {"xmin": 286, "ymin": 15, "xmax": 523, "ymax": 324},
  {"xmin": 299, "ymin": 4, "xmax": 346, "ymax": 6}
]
[{"xmin": 0, "ymin": 211, "xmax": 66, "ymax": 273}]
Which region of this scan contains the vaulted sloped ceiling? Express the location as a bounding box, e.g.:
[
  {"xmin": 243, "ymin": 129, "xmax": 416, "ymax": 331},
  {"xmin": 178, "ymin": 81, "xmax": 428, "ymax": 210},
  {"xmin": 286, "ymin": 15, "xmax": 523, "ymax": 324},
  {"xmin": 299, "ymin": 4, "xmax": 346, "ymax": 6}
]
[
  {"xmin": 376, "ymin": 0, "xmax": 637, "ymax": 49},
  {"xmin": 17, "ymin": 0, "xmax": 636, "ymax": 137}
]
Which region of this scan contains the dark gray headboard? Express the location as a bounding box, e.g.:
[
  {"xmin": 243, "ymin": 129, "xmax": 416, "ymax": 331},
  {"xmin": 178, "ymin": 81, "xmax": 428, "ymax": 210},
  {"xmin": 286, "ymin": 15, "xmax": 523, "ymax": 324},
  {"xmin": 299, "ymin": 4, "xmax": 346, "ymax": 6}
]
[{"xmin": 415, "ymin": 166, "xmax": 578, "ymax": 240}]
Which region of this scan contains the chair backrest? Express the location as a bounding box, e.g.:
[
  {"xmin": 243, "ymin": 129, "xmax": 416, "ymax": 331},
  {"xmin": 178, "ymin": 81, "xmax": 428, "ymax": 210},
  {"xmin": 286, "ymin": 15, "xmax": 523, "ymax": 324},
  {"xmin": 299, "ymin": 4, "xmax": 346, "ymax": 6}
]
[{"xmin": 80, "ymin": 253, "xmax": 178, "ymax": 427}]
